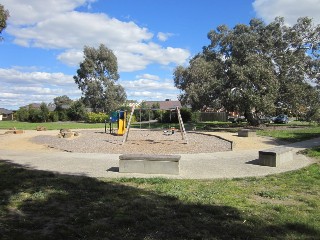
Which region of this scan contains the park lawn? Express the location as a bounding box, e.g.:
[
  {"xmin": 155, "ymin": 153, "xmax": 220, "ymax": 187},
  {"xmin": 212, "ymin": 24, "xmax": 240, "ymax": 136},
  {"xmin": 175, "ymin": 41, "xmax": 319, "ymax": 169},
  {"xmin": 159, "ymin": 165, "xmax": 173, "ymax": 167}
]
[
  {"xmin": 1, "ymin": 121, "xmax": 320, "ymax": 238},
  {"xmin": 0, "ymin": 159, "xmax": 319, "ymax": 239},
  {"xmin": 0, "ymin": 121, "xmax": 106, "ymax": 130},
  {"xmin": 258, "ymin": 125, "xmax": 320, "ymax": 142}
]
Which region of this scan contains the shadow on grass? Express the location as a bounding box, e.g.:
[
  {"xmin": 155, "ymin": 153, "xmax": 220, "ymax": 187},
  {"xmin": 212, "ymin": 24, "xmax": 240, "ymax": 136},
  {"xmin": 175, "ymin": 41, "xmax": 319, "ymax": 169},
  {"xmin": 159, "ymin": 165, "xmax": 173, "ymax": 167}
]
[{"xmin": 0, "ymin": 161, "xmax": 319, "ymax": 240}]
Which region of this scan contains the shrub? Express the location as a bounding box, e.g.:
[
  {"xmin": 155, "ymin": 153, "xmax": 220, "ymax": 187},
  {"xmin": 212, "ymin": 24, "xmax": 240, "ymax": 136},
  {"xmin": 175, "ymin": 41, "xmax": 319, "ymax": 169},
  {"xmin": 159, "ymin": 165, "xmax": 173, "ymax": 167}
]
[
  {"xmin": 86, "ymin": 112, "xmax": 109, "ymax": 123},
  {"xmin": 49, "ymin": 112, "xmax": 59, "ymax": 122}
]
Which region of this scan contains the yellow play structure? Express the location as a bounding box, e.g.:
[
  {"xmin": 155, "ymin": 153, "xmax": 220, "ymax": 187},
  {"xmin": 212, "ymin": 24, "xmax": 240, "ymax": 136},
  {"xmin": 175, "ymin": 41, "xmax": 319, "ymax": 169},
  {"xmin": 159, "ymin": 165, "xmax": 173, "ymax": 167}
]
[{"xmin": 117, "ymin": 111, "xmax": 126, "ymax": 136}]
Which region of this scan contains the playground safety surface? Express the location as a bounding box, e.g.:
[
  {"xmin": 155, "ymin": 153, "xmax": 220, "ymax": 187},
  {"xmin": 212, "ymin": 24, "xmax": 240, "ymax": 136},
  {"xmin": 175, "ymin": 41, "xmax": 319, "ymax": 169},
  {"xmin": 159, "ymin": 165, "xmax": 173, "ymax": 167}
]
[{"xmin": 0, "ymin": 129, "xmax": 319, "ymax": 179}]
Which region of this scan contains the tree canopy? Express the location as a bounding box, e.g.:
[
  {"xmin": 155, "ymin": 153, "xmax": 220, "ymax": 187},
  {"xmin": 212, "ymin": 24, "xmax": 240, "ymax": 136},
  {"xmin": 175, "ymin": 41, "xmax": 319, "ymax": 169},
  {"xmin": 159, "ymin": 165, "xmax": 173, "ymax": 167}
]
[
  {"xmin": 174, "ymin": 17, "xmax": 320, "ymax": 125},
  {"xmin": 53, "ymin": 95, "xmax": 73, "ymax": 111},
  {"xmin": 74, "ymin": 44, "xmax": 127, "ymax": 112},
  {"xmin": 0, "ymin": 4, "xmax": 9, "ymax": 40}
]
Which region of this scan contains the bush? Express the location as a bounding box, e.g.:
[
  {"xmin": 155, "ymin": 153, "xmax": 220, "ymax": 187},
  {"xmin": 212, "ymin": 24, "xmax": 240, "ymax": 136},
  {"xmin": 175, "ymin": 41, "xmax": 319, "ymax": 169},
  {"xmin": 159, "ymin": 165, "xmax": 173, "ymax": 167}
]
[
  {"xmin": 86, "ymin": 112, "xmax": 109, "ymax": 123},
  {"xmin": 15, "ymin": 107, "xmax": 29, "ymax": 122},
  {"xmin": 49, "ymin": 112, "xmax": 59, "ymax": 122},
  {"xmin": 67, "ymin": 100, "xmax": 87, "ymax": 121}
]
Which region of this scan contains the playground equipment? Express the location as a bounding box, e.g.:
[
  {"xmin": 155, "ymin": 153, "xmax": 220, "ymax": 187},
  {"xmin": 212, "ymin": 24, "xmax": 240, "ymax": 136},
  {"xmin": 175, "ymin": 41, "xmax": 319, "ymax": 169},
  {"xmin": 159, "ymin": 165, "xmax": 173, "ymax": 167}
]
[
  {"xmin": 109, "ymin": 110, "xmax": 127, "ymax": 135},
  {"xmin": 117, "ymin": 111, "xmax": 126, "ymax": 135},
  {"xmin": 122, "ymin": 105, "xmax": 188, "ymax": 144}
]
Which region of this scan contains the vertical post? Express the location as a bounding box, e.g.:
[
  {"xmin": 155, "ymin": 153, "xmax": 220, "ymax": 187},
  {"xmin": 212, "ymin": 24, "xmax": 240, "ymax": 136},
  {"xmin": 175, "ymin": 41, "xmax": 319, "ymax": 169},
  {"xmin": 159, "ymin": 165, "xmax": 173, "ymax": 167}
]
[
  {"xmin": 176, "ymin": 107, "xmax": 188, "ymax": 144},
  {"xmin": 140, "ymin": 109, "xmax": 142, "ymax": 129},
  {"xmin": 122, "ymin": 104, "xmax": 135, "ymax": 144}
]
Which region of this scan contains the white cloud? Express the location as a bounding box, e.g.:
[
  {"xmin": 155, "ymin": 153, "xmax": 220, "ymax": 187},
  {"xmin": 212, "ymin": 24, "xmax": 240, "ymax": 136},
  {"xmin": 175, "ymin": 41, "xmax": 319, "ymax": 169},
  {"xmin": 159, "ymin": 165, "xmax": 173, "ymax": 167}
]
[
  {"xmin": 157, "ymin": 32, "xmax": 173, "ymax": 42},
  {"xmin": 0, "ymin": 68, "xmax": 81, "ymax": 109},
  {"xmin": 3, "ymin": 0, "xmax": 190, "ymax": 72},
  {"xmin": 2, "ymin": 0, "xmax": 95, "ymax": 25},
  {"xmin": 0, "ymin": 68, "xmax": 75, "ymax": 86},
  {"xmin": 136, "ymin": 74, "xmax": 160, "ymax": 81},
  {"xmin": 253, "ymin": 0, "xmax": 320, "ymax": 25},
  {"xmin": 119, "ymin": 74, "xmax": 179, "ymax": 101},
  {"xmin": 57, "ymin": 49, "xmax": 84, "ymax": 67},
  {"xmin": 120, "ymin": 76, "xmax": 176, "ymax": 92}
]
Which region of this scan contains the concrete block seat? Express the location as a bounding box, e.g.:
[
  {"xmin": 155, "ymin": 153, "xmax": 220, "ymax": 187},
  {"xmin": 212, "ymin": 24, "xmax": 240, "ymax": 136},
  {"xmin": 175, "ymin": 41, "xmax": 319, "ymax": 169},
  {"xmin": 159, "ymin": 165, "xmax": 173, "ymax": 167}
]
[
  {"xmin": 238, "ymin": 129, "xmax": 256, "ymax": 137},
  {"xmin": 119, "ymin": 154, "xmax": 181, "ymax": 175},
  {"xmin": 259, "ymin": 147, "xmax": 293, "ymax": 167}
]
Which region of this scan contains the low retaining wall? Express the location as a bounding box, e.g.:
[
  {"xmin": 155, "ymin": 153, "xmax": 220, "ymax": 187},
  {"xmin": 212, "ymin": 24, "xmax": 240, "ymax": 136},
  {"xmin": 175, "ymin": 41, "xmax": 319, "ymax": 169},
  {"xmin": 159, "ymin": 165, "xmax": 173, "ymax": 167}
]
[{"xmin": 119, "ymin": 154, "xmax": 181, "ymax": 175}]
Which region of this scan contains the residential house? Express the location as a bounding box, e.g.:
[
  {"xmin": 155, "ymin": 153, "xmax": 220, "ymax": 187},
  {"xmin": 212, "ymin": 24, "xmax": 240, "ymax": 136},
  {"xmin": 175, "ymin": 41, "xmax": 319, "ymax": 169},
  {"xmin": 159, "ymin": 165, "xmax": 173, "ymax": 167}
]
[
  {"xmin": 0, "ymin": 108, "xmax": 14, "ymax": 121},
  {"xmin": 143, "ymin": 99, "xmax": 182, "ymax": 110}
]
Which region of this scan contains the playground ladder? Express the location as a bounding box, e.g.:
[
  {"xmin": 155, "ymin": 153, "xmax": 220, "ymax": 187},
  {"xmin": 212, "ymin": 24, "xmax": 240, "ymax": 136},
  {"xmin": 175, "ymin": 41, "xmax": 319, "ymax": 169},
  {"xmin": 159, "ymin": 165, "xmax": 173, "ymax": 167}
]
[
  {"xmin": 176, "ymin": 107, "xmax": 188, "ymax": 144},
  {"xmin": 122, "ymin": 104, "xmax": 135, "ymax": 144}
]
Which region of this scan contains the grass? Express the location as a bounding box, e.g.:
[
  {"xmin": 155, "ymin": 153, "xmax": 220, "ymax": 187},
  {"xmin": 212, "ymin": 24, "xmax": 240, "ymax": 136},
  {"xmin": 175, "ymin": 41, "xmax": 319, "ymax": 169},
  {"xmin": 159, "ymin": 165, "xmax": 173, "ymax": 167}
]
[
  {"xmin": 1, "ymin": 120, "xmax": 320, "ymax": 238},
  {"xmin": 0, "ymin": 160, "xmax": 319, "ymax": 239},
  {"xmin": 0, "ymin": 121, "xmax": 108, "ymax": 130},
  {"xmin": 258, "ymin": 125, "xmax": 320, "ymax": 143}
]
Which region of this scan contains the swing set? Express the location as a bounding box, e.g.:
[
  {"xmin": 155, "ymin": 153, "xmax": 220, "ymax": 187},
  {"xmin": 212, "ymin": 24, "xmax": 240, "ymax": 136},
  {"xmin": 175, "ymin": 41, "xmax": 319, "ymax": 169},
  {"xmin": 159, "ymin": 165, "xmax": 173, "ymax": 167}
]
[{"xmin": 121, "ymin": 104, "xmax": 188, "ymax": 144}]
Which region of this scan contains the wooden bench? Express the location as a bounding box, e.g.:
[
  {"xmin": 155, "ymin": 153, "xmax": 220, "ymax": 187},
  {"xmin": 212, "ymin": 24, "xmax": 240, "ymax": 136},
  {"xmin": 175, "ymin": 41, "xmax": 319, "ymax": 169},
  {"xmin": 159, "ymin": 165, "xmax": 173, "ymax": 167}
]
[
  {"xmin": 259, "ymin": 147, "xmax": 293, "ymax": 167},
  {"xmin": 119, "ymin": 154, "xmax": 181, "ymax": 175},
  {"xmin": 238, "ymin": 129, "xmax": 256, "ymax": 137}
]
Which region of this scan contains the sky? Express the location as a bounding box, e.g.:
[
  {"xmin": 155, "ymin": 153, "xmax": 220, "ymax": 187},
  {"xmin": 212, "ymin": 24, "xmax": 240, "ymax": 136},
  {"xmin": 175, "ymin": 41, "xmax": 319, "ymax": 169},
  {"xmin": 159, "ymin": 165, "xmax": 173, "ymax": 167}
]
[{"xmin": 1, "ymin": 0, "xmax": 320, "ymax": 110}]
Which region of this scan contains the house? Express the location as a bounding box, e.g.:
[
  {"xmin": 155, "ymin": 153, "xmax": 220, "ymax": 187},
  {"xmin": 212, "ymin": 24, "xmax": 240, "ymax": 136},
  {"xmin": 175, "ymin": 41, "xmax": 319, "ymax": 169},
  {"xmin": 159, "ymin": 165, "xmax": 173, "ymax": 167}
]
[
  {"xmin": 143, "ymin": 99, "xmax": 182, "ymax": 110},
  {"xmin": 0, "ymin": 108, "xmax": 14, "ymax": 121}
]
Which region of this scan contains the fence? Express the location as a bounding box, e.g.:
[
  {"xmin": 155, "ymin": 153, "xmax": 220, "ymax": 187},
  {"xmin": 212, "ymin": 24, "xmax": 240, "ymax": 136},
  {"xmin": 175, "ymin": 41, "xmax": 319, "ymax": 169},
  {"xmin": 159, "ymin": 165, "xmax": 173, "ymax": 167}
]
[{"xmin": 199, "ymin": 112, "xmax": 227, "ymax": 122}]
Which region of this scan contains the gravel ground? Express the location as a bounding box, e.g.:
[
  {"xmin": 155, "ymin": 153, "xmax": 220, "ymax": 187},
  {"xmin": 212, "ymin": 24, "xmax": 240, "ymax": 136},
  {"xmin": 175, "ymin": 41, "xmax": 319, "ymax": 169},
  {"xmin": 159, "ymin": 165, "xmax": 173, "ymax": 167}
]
[{"xmin": 31, "ymin": 129, "xmax": 232, "ymax": 154}]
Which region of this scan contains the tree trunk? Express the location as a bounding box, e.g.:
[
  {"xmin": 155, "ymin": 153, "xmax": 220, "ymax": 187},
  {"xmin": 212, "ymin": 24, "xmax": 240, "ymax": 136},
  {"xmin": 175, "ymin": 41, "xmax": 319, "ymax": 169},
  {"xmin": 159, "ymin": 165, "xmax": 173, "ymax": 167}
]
[{"xmin": 244, "ymin": 110, "xmax": 260, "ymax": 126}]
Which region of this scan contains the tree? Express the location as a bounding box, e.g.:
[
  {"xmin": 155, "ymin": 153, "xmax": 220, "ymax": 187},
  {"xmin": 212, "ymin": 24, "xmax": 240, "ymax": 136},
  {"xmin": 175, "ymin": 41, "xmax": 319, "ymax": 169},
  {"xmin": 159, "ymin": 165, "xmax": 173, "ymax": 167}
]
[
  {"xmin": 15, "ymin": 107, "xmax": 29, "ymax": 122},
  {"xmin": 174, "ymin": 17, "xmax": 320, "ymax": 125},
  {"xmin": 0, "ymin": 4, "xmax": 9, "ymax": 41},
  {"xmin": 39, "ymin": 102, "xmax": 50, "ymax": 122},
  {"xmin": 74, "ymin": 44, "xmax": 127, "ymax": 112},
  {"xmin": 53, "ymin": 95, "xmax": 73, "ymax": 121},
  {"xmin": 67, "ymin": 100, "xmax": 87, "ymax": 121},
  {"xmin": 53, "ymin": 95, "xmax": 73, "ymax": 111}
]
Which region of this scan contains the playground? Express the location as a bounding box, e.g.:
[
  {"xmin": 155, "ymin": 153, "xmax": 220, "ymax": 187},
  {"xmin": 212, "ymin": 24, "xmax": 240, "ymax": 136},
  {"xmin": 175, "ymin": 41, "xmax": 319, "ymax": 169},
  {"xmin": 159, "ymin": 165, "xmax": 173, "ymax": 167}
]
[{"xmin": 31, "ymin": 129, "xmax": 232, "ymax": 154}]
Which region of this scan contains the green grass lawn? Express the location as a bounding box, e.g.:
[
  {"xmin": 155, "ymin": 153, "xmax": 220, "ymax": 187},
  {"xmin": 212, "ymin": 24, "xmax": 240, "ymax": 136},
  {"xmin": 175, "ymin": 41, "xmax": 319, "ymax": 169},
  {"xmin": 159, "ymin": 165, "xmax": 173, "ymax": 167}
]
[
  {"xmin": 0, "ymin": 160, "xmax": 319, "ymax": 239},
  {"xmin": 258, "ymin": 125, "xmax": 320, "ymax": 142},
  {"xmin": 0, "ymin": 121, "xmax": 107, "ymax": 130},
  {"xmin": 1, "ymin": 121, "xmax": 320, "ymax": 239}
]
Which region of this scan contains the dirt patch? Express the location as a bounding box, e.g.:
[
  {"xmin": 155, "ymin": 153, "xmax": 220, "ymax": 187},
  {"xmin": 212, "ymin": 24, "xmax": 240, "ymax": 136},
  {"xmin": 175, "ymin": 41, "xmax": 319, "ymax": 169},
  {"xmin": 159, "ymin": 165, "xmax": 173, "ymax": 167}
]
[{"xmin": 0, "ymin": 130, "xmax": 60, "ymax": 152}]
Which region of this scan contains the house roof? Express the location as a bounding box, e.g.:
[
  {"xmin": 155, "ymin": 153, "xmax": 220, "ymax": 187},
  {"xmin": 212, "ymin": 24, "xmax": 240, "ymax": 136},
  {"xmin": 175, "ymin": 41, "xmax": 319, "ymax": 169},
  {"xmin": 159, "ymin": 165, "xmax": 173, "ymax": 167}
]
[
  {"xmin": 144, "ymin": 100, "xmax": 182, "ymax": 110},
  {"xmin": 0, "ymin": 108, "xmax": 13, "ymax": 114}
]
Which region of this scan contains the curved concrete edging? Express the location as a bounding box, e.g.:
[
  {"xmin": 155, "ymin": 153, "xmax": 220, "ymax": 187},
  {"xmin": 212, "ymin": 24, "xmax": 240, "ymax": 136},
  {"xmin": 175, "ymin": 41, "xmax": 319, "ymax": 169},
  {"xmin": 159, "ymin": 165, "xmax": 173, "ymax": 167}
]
[{"xmin": 0, "ymin": 138, "xmax": 317, "ymax": 179}]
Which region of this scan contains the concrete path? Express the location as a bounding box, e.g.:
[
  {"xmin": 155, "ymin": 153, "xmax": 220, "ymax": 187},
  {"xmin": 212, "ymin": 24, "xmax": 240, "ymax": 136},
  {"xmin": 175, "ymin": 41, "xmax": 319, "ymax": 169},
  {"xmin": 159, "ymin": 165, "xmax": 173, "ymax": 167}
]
[{"xmin": 1, "ymin": 137, "xmax": 320, "ymax": 179}]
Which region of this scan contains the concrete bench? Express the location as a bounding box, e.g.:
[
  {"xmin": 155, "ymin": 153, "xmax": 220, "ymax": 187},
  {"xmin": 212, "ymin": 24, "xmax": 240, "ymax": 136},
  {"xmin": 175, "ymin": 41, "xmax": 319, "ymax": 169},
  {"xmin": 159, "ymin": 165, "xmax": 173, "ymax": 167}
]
[
  {"xmin": 119, "ymin": 154, "xmax": 181, "ymax": 175},
  {"xmin": 238, "ymin": 129, "xmax": 256, "ymax": 137},
  {"xmin": 259, "ymin": 147, "xmax": 293, "ymax": 167}
]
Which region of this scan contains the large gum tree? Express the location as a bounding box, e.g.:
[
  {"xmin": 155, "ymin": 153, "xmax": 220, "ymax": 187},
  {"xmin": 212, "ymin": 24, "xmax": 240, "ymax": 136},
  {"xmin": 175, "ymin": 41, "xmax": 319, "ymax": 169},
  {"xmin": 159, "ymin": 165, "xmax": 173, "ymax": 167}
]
[
  {"xmin": 0, "ymin": 4, "xmax": 9, "ymax": 41},
  {"xmin": 74, "ymin": 44, "xmax": 126, "ymax": 112},
  {"xmin": 174, "ymin": 17, "xmax": 320, "ymax": 125}
]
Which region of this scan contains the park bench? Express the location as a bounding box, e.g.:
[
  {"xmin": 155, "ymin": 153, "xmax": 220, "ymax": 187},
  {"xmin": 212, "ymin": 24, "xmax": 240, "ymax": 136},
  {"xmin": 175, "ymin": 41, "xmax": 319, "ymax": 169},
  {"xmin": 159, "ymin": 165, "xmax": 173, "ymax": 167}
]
[
  {"xmin": 119, "ymin": 154, "xmax": 181, "ymax": 175},
  {"xmin": 238, "ymin": 129, "xmax": 256, "ymax": 137},
  {"xmin": 258, "ymin": 147, "xmax": 293, "ymax": 167}
]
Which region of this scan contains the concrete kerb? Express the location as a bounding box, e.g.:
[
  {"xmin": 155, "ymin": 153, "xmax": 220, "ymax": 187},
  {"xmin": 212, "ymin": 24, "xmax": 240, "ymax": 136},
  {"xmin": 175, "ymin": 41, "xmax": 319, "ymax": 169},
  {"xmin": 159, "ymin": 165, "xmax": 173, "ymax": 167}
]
[{"xmin": 0, "ymin": 145, "xmax": 316, "ymax": 180}]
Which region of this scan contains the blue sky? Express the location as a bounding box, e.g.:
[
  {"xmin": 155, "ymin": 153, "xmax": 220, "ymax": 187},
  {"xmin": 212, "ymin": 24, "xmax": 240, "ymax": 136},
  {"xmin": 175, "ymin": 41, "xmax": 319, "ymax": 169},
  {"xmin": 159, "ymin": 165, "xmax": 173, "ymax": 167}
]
[{"xmin": 1, "ymin": 0, "xmax": 320, "ymax": 110}]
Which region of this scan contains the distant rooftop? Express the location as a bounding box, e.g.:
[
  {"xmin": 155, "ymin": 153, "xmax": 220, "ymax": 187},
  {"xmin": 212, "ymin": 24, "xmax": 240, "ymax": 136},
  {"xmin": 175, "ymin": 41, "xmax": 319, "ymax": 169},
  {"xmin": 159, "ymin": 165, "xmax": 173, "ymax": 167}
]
[
  {"xmin": 0, "ymin": 108, "xmax": 13, "ymax": 114},
  {"xmin": 144, "ymin": 99, "xmax": 182, "ymax": 110}
]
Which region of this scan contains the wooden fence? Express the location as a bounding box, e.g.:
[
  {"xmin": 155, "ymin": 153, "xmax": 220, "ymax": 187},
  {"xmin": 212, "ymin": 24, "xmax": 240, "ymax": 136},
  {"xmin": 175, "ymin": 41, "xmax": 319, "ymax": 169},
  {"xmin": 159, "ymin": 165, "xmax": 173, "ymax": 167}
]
[{"xmin": 199, "ymin": 112, "xmax": 227, "ymax": 122}]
